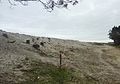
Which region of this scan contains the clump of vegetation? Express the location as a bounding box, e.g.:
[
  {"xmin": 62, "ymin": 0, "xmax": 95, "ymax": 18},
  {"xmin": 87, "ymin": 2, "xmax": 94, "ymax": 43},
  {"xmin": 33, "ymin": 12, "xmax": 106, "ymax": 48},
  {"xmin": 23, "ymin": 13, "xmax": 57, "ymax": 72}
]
[
  {"xmin": 32, "ymin": 38, "xmax": 34, "ymax": 42},
  {"xmin": 40, "ymin": 42, "xmax": 45, "ymax": 47},
  {"xmin": 20, "ymin": 61, "xmax": 73, "ymax": 84},
  {"xmin": 7, "ymin": 40, "xmax": 16, "ymax": 43},
  {"xmin": 48, "ymin": 38, "xmax": 51, "ymax": 42},
  {"xmin": 25, "ymin": 57, "xmax": 29, "ymax": 61},
  {"xmin": 2, "ymin": 33, "xmax": 8, "ymax": 38},
  {"xmin": 93, "ymin": 42, "xmax": 105, "ymax": 46},
  {"xmin": 16, "ymin": 64, "xmax": 23, "ymax": 69},
  {"xmin": 32, "ymin": 44, "xmax": 40, "ymax": 50},
  {"xmin": 26, "ymin": 40, "xmax": 30, "ymax": 44},
  {"xmin": 20, "ymin": 52, "xmax": 100, "ymax": 84},
  {"xmin": 109, "ymin": 25, "xmax": 120, "ymax": 45},
  {"xmin": 36, "ymin": 37, "xmax": 39, "ymax": 40}
]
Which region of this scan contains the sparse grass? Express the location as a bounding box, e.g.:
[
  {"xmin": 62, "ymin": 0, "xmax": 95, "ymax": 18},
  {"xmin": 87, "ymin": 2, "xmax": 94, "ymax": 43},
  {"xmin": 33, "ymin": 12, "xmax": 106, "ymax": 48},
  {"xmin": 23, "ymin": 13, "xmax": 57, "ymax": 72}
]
[
  {"xmin": 20, "ymin": 60, "xmax": 100, "ymax": 84},
  {"xmin": 107, "ymin": 43, "xmax": 120, "ymax": 49},
  {"xmin": 93, "ymin": 42, "xmax": 105, "ymax": 46},
  {"xmin": 115, "ymin": 45, "xmax": 120, "ymax": 49},
  {"xmin": 20, "ymin": 61, "xmax": 73, "ymax": 84}
]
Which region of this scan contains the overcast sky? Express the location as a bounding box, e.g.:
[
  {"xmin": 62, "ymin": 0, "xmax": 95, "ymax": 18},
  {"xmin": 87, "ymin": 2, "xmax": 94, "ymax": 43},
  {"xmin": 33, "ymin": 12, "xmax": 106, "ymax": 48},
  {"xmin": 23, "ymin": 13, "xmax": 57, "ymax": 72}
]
[{"xmin": 0, "ymin": 0, "xmax": 120, "ymax": 42}]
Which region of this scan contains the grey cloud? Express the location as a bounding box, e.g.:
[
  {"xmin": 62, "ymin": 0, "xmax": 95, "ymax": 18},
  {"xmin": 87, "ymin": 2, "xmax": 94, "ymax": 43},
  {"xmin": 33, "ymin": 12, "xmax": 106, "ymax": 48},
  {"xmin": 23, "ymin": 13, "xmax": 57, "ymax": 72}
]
[{"xmin": 0, "ymin": 0, "xmax": 120, "ymax": 42}]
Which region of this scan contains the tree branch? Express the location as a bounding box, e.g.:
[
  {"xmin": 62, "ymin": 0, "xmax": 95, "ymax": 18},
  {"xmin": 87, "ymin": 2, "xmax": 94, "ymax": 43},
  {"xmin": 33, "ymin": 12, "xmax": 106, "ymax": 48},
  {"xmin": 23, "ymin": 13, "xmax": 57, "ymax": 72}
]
[
  {"xmin": 3, "ymin": 0, "xmax": 79, "ymax": 11},
  {"xmin": 8, "ymin": 0, "xmax": 17, "ymax": 6}
]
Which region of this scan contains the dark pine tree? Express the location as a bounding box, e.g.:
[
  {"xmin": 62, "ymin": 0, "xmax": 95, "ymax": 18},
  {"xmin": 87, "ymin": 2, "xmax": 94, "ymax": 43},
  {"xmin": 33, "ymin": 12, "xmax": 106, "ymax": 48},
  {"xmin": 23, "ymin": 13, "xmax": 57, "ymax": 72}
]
[{"xmin": 109, "ymin": 25, "xmax": 120, "ymax": 45}]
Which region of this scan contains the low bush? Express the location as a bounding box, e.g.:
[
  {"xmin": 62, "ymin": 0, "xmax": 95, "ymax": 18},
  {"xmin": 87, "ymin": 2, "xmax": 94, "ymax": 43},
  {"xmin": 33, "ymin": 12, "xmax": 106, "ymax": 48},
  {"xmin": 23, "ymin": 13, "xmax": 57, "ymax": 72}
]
[
  {"xmin": 2, "ymin": 33, "xmax": 8, "ymax": 38},
  {"xmin": 7, "ymin": 40, "xmax": 16, "ymax": 43},
  {"xmin": 32, "ymin": 44, "xmax": 40, "ymax": 49},
  {"xmin": 40, "ymin": 42, "xmax": 45, "ymax": 46},
  {"xmin": 26, "ymin": 40, "xmax": 30, "ymax": 44}
]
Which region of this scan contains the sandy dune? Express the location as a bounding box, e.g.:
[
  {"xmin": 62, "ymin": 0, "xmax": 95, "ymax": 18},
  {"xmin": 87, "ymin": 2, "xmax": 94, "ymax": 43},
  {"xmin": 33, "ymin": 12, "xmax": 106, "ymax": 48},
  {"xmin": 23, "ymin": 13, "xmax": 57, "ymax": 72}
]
[{"xmin": 0, "ymin": 30, "xmax": 120, "ymax": 84}]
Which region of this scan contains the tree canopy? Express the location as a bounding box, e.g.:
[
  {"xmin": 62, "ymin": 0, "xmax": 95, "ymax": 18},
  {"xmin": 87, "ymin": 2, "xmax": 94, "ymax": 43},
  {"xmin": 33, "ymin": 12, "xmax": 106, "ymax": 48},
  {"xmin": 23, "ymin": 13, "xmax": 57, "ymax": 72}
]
[
  {"xmin": 3, "ymin": 0, "xmax": 79, "ymax": 11},
  {"xmin": 109, "ymin": 25, "xmax": 120, "ymax": 45}
]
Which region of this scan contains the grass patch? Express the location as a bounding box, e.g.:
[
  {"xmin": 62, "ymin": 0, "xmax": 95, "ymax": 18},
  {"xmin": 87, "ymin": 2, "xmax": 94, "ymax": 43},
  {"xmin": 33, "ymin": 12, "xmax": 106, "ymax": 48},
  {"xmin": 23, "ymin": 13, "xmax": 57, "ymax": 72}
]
[
  {"xmin": 107, "ymin": 42, "xmax": 120, "ymax": 49},
  {"xmin": 93, "ymin": 42, "xmax": 105, "ymax": 46},
  {"xmin": 115, "ymin": 45, "xmax": 120, "ymax": 49},
  {"xmin": 20, "ymin": 60, "xmax": 100, "ymax": 84},
  {"xmin": 20, "ymin": 61, "xmax": 73, "ymax": 84}
]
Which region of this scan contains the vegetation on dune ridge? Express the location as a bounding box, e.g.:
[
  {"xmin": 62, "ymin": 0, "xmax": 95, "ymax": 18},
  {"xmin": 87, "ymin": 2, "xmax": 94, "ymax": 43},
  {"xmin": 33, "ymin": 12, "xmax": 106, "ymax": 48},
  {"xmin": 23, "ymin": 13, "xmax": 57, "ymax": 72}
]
[
  {"xmin": 20, "ymin": 60, "xmax": 98, "ymax": 84},
  {"xmin": 0, "ymin": 30, "xmax": 120, "ymax": 84},
  {"xmin": 20, "ymin": 60, "xmax": 73, "ymax": 84}
]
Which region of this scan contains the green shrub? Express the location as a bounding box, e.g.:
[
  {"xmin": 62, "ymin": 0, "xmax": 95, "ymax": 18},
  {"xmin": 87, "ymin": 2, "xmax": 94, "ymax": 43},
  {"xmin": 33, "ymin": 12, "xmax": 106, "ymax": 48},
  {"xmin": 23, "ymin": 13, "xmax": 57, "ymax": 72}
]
[
  {"xmin": 109, "ymin": 26, "xmax": 120, "ymax": 45},
  {"xmin": 2, "ymin": 33, "xmax": 8, "ymax": 38},
  {"xmin": 20, "ymin": 61, "xmax": 73, "ymax": 84},
  {"xmin": 32, "ymin": 44, "xmax": 40, "ymax": 49}
]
